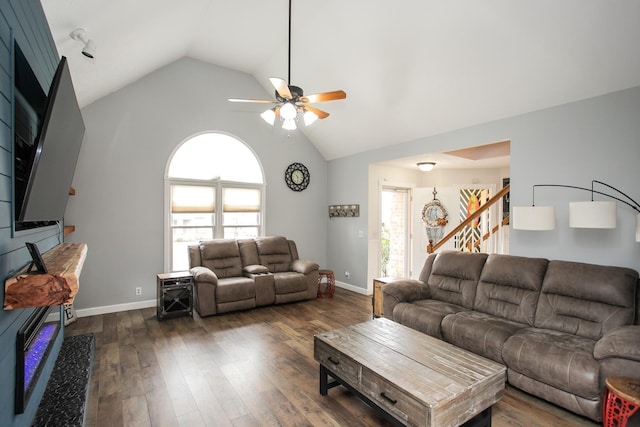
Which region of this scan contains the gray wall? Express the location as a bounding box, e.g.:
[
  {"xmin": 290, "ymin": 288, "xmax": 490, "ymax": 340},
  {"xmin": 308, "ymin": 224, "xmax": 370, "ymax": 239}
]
[
  {"xmin": 0, "ymin": 1, "xmax": 64, "ymax": 426},
  {"xmin": 65, "ymin": 57, "xmax": 328, "ymax": 311},
  {"xmin": 328, "ymin": 86, "xmax": 640, "ymax": 291}
]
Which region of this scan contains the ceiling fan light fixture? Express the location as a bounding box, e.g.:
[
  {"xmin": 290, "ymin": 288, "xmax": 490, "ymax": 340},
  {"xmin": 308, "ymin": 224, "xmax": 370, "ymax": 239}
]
[
  {"xmin": 228, "ymin": 0, "xmax": 345, "ymax": 129},
  {"xmin": 260, "ymin": 108, "xmax": 276, "ymax": 125},
  {"xmin": 280, "ymin": 102, "xmax": 297, "ymax": 120},
  {"xmin": 303, "ymin": 110, "xmax": 318, "ymax": 126},
  {"xmin": 282, "ymin": 118, "xmax": 297, "ymax": 130}
]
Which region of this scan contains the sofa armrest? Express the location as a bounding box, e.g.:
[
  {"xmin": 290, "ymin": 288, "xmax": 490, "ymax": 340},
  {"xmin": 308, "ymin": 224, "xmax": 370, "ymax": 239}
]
[
  {"xmin": 190, "ymin": 266, "xmax": 218, "ymax": 285},
  {"xmin": 594, "ymin": 325, "xmax": 640, "ymax": 362},
  {"xmin": 291, "ymin": 259, "xmax": 319, "ymax": 275},
  {"xmin": 382, "ymin": 280, "xmax": 429, "ymax": 321},
  {"xmin": 243, "ymin": 264, "xmax": 270, "ymax": 275},
  {"xmin": 189, "ymin": 266, "xmax": 218, "ymax": 317}
]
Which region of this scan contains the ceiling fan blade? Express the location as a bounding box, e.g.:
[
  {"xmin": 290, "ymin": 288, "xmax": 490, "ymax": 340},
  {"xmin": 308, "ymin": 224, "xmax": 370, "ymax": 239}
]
[
  {"xmin": 303, "ymin": 104, "xmax": 330, "ymax": 119},
  {"xmin": 269, "ymin": 77, "xmax": 292, "ymax": 99},
  {"xmin": 228, "ymin": 98, "xmax": 276, "ymax": 104},
  {"xmin": 301, "ymin": 90, "xmax": 346, "ymax": 103}
]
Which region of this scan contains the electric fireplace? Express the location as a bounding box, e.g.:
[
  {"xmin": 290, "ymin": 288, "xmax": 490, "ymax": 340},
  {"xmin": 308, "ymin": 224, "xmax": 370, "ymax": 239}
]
[{"xmin": 15, "ymin": 306, "xmax": 60, "ymax": 414}]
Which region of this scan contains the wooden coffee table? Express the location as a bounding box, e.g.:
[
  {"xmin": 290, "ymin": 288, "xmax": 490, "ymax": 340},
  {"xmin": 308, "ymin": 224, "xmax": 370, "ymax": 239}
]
[{"xmin": 314, "ymin": 318, "xmax": 506, "ymax": 427}]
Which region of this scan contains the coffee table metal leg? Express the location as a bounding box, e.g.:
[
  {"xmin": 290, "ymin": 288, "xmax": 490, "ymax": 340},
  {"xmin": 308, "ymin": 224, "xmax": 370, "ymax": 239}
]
[
  {"xmin": 320, "ymin": 365, "xmax": 328, "ymax": 395},
  {"xmin": 461, "ymin": 407, "xmax": 491, "ymax": 427},
  {"xmin": 320, "ymin": 364, "xmax": 341, "ymax": 396}
]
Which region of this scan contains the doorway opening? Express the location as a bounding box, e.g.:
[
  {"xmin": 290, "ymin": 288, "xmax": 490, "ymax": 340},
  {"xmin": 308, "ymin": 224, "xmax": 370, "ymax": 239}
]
[{"xmin": 380, "ymin": 186, "xmax": 410, "ymax": 278}]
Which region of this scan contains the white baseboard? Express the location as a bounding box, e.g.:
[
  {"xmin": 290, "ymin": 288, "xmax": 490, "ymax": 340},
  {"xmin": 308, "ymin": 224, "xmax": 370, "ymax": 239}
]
[
  {"xmin": 335, "ymin": 281, "xmax": 372, "ymax": 296},
  {"xmin": 77, "ymin": 299, "xmax": 157, "ymax": 317},
  {"xmin": 47, "ymin": 283, "xmax": 369, "ymax": 322},
  {"xmin": 47, "ymin": 299, "xmax": 157, "ymax": 321}
]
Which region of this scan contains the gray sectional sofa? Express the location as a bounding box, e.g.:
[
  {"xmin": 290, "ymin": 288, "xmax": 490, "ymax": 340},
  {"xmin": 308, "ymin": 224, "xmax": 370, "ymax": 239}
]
[
  {"xmin": 382, "ymin": 251, "xmax": 640, "ymax": 422},
  {"xmin": 188, "ymin": 236, "xmax": 319, "ymax": 317}
]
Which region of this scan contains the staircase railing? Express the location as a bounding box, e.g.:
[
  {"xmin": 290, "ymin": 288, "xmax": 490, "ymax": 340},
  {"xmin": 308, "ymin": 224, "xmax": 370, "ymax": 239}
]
[{"xmin": 427, "ymin": 184, "xmax": 510, "ymax": 254}]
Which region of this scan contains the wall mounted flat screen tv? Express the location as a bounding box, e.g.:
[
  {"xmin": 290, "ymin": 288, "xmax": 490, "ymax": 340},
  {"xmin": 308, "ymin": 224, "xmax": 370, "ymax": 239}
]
[{"xmin": 14, "ymin": 53, "xmax": 85, "ymax": 225}]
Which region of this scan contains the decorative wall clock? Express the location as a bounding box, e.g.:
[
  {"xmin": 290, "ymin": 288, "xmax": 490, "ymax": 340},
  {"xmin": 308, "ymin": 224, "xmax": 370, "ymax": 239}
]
[{"xmin": 284, "ymin": 162, "xmax": 310, "ymax": 191}]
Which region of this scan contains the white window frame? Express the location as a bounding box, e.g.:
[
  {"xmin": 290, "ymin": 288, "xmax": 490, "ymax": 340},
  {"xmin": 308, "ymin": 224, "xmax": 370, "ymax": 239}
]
[
  {"xmin": 164, "ymin": 178, "xmax": 265, "ymax": 272},
  {"xmin": 163, "ymin": 132, "xmax": 266, "ymax": 272}
]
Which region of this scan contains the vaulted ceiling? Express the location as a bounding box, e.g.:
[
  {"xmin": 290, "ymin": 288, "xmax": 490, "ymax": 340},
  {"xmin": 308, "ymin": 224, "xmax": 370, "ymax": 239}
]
[{"xmin": 41, "ymin": 0, "xmax": 640, "ymax": 160}]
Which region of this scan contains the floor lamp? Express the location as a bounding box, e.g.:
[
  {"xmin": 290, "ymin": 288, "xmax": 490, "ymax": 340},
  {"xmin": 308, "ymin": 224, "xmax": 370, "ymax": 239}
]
[{"xmin": 513, "ymin": 180, "xmax": 640, "ymax": 242}]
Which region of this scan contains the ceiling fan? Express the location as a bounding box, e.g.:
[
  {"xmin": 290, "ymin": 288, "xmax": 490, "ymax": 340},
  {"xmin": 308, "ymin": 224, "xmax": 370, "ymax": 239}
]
[{"xmin": 228, "ymin": 0, "xmax": 346, "ymax": 130}]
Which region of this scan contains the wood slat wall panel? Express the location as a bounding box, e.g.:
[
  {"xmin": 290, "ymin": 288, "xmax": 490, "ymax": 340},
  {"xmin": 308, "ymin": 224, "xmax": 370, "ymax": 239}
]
[
  {"xmin": 0, "ymin": 90, "xmax": 9, "ymax": 128},
  {"xmin": 0, "ymin": 142, "xmax": 10, "ymax": 176},
  {"xmin": 0, "ymin": 172, "xmax": 9, "ymax": 202},
  {"xmin": 0, "ymin": 1, "xmax": 64, "ymax": 425},
  {"xmin": 6, "ymin": 0, "xmax": 56, "ymax": 88},
  {"xmin": 0, "ymin": 66, "xmax": 10, "ymax": 103},
  {"xmin": 0, "ymin": 112, "xmax": 9, "ymax": 151},
  {"xmin": 0, "ymin": 201, "xmax": 11, "ymax": 230},
  {"xmin": 24, "ymin": 1, "xmax": 58, "ymax": 67}
]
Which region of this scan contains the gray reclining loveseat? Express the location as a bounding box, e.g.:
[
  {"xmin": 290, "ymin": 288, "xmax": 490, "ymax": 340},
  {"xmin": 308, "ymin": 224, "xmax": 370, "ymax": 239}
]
[
  {"xmin": 188, "ymin": 236, "xmax": 319, "ymax": 317},
  {"xmin": 382, "ymin": 251, "xmax": 640, "ymax": 422}
]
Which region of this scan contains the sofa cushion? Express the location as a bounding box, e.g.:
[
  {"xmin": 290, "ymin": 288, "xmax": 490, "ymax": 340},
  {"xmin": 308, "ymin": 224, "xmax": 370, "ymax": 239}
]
[
  {"xmin": 256, "ymin": 236, "xmax": 293, "ymax": 272},
  {"xmin": 273, "ymin": 272, "xmax": 309, "ymax": 294},
  {"xmin": 392, "ymin": 299, "xmax": 468, "ymax": 339},
  {"xmin": 534, "ymin": 261, "xmax": 638, "ymax": 340},
  {"xmin": 474, "ymin": 254, "xmax": 548, "ymax": 326},
  {"xmin": 507, "ymin": 370, "xmax": 601, "ymax": 422},
  {"xmin": 238, "ymin": 239, "xmax": 260, "ymax": 266},
  {"xmin": 188, "ymin": 244, "xmax": 202, "ymax": 268},
  {"xmin": 502, "ymin": 328, "xmax": 600, "ymax": 400},
  {"xmin": 426, "ymin": 251, "xmax": 488, "ymax": 309},
  {"xmin": 441, "ymin": 311, "xmax": 528, "ymax": 363},
  {"xmin": 199, "ymin": 240, "xmax": 243, "ymax": 278},
  {"xmin": 216, "ymin": 277, "xmax": 255, "ymax": 303}
]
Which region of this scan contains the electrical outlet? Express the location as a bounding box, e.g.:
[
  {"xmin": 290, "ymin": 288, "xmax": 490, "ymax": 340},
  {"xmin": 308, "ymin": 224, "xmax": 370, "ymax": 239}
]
[
  {"xmin": 135, "ymin": 287, "xmax": 142, "ymax": 296},
  {"xmin": 345, "ymin": 271, "xmax": 350, "ymax": 279}
]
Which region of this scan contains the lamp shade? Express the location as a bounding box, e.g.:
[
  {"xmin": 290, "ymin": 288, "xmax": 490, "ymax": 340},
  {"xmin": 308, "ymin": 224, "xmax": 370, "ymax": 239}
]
[
  {"xmin": 260, "ymin": 108, "xmax": 276, "ymax": 125},
  {"xmin": 512, "ymin": 206, "xmax": 555, "ymax": 230},
  {"xmin": 569, "ymin": 201, "xmax": 616, "ymax": 228},
  {"xmin": 303, "ymin": 110, "xmax": 318, "ymax": 126},
  {"xmin": 282, "ymin": 118, "xmax": 297, "ymax": 130},
  {"xmin": 280, "ymin": 102, "xmax": 297, "ymax": 120}
]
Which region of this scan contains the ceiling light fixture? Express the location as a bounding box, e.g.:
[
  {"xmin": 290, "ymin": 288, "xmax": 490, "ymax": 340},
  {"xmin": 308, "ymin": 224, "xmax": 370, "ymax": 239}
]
[
  {"xmin": 417, "ymin": 162, "xmax": 436, "ymax": 172},
  {"xmin": 69, "ymin": 28, "xmax": 96, "ymax": 59}
]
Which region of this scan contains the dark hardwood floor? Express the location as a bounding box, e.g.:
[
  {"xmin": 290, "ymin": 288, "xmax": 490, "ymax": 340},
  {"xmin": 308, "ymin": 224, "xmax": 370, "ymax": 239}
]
[{"xmin": 65, "ymin": 289, "xmax": 598, "ymax": 426}]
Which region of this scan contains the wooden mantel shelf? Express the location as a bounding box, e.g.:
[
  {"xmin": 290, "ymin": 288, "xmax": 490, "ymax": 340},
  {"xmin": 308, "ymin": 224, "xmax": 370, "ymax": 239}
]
[{"xmin": 3, "ymin": 243, "xmax": 88, "ymax": 310}]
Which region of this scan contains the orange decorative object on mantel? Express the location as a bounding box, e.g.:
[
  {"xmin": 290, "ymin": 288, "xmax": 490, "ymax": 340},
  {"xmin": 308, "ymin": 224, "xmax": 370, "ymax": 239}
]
[{"xmin": 4, "ymin": 243, "xmax": 87, "ymax": 310}]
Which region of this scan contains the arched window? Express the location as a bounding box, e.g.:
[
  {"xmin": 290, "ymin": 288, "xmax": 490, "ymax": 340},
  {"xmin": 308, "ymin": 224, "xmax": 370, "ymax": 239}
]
[{"xmin": 165, "ymin": 133, "xmax": 264, "ymax": 271}]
